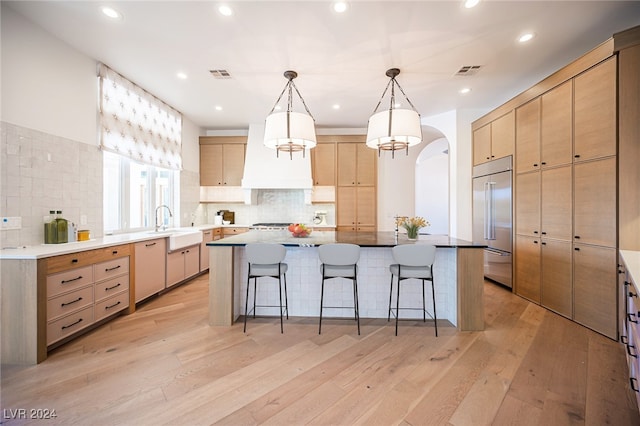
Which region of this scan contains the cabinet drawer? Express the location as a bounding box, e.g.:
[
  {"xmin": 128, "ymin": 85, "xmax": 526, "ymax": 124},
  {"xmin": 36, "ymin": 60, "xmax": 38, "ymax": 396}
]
[
  {"xmin": 47, "ymin": 285, "xmax": 94, "ymax": 321},
  {"xmin": 94, "ymin": 257, "xmax": 129, "ymax": 282},
  {"xmin": 45, "ymin": 244, "xmax": 131, "ymax": 274},
  {"xmin": 47, "ymin": 305, "xmax": 93, "ymax": 345},
  {"xmin": 95, "ymin": 274, "xmax": 129, "ymax": 302},
  {"xmin": 47, "ymin": 265, "xmax": 94, "ymax": 298},
  {"xmin": 95, "ymin": 291, "xmax": 129, "ymax": 322}
]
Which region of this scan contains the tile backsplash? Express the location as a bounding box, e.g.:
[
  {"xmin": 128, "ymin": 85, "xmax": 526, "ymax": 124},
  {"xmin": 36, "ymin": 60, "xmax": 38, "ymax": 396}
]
[{"xmin": 0, "ymin": 122, "xmax": 103, "ymax": 247}]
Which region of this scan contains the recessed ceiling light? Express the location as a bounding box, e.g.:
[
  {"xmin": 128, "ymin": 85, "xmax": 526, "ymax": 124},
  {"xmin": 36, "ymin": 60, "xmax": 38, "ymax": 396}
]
[
  {"xmin": 459, "ymin": 87, "xmax": 471, "ymax": 94},
  {"xmin": 394, "ymin": 102, "xmax": 402, "ymax": 109},
  {"xmin": 464, "ymin": 0, "xmax": 480, "ymax": 9},
  {"xmin": 101, "ymin": 6, "xmax": 122, "ymax": 20},
  {"xmin": 333, "ymin": 2, "xmax": 348, "ymax": 13},
  {"xmin": 218, "ymin": 5, "xmax": 233, "ymax": 16},
  {"xmin": 518, "ymin": 32, "xmax": 535, "ymax": 43},
  {"xmin": 274, "ymin": 105, "xmax": 282, "ymax": 111},
  {"xmin": 177, "ymin": 72, "xmax": 187, "ymax": 80},
  {"xmin": 332, "ymin": 104, "xmax": 341, "ymax": 110},
  {"xmin": 215, "ymin": 106, "xmax": 223, "ymax": 111}
]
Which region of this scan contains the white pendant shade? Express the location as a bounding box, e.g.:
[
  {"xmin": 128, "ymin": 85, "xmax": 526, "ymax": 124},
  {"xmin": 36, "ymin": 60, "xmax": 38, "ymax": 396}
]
[
  {"xmin": 264, "ymin": 111, "xmax": 317, "ymax": 150},
  {"xmin": 366, "ymin": 108, "xmax": 422, "ymax": 149}
]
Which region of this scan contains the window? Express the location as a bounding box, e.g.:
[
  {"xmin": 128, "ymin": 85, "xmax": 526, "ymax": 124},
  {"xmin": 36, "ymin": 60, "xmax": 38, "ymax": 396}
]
[
  {"xmin": 98, "ymin": 63, "xmax": 182, "ymax": 234},
  {"xmin": 103, "ymin": 151, "xmax": 179, "ymax": 234}
]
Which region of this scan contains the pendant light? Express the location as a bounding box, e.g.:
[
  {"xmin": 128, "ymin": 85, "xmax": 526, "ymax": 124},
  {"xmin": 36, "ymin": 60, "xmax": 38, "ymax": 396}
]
[
  {"xmin": 264, "ymin": 70, "xmax": 317, "ymax": 159},
  {"xmin": 366, "ymin": 68, "xmax": 422, "ymax": 158}
]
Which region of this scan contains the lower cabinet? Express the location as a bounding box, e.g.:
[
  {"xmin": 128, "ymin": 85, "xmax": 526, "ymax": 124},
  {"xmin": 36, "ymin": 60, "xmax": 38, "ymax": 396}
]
[
  {"xmin": 134, "ymin": 238, "xmax": 167, "ymax": 302},
  {"xmin": 515, "ymin": 235, "xmax": 541, "ymax": 302},
  {"xmin": 540, "ymin": 239, "xmax": 572, "ymax": 318},
  {"xmin": 200, "ymin": 227, "xmax": 222, "ymax": 272},
  {"xmin": 166, "ymin": 245, "xmax": 200, "ymax": 288},
  {"xmin": 620, "ymin": 252, "xmax": 640, "ymax": 412},
  {"xmin": 45, "ymin": 247, "xmax": 130, "ymax": 346}
]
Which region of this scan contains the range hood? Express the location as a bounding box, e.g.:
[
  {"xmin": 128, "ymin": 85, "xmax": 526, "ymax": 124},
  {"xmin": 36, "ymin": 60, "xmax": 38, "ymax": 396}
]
[{"xmin": 241, "ymin": 123, "xmax": 313, "ymax": 204}]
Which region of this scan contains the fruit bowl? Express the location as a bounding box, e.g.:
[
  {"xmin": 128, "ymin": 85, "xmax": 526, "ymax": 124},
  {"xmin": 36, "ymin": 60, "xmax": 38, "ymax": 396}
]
[{"xmin": 288, "ymin": 223, "xmax": 312, "ymax": 238}]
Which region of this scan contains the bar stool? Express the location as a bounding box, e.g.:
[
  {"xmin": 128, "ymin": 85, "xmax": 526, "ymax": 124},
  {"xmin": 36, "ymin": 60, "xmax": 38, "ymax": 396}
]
[
  {"xmin": 244, "ymin": 243, "xmax": 288, "ymax": 333},
  {"xmin": 318, "ymin": 243, "xmax": 361, "ymax": 335},
  {"xmin": 388, "ymin": 244, "xmax": 437, "ymax": 336}
]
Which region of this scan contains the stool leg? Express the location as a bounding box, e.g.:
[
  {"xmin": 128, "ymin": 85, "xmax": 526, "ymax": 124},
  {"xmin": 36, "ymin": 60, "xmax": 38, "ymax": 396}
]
[
  {"xmin": 431, "ymin": 279, "xmax": 438, "ymax": 337},
  {"xmin": 284, "ymin": 273, "xmax": 289, "ymax": 319},
  {"xmin": 319, "ymin": 275, "xmax": 325, "ymax": 335},
  {"xmin": 354, "ymin": 276, "xmax": 360, "ymax": 335},
  {"xmin": 388, "ymin": 274, "xmax": 394, "ymax": 321},
  {"xmin": 252, "ymin": 277, "xmax": 258, "ymax": 318},
  {"xmin": 244, "ymin": 273, "xmax": 251, "ymax": 333},
  {"xmin": 278, "ymin": 276, "xmax": 284, "ymax": 334},
  {"xmin": 395, "ymin": 276, "xmax": 401, "ymax": 336}
]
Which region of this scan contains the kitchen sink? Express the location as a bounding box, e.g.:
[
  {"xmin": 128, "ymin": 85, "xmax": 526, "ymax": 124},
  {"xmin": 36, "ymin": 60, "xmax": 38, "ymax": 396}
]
[{"xmin": 148, "ymin": 228, "xmax": 203, "ymax": 250}]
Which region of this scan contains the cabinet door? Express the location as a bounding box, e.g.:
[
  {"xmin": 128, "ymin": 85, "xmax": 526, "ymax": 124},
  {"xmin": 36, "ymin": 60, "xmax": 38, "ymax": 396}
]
[
  {"xmin": 515, "ymin": 235, "xmax": 541, "ymax": 303},
  {"xmin": 312, "ymin": 143, "xmax": 336, "ymax": 185},
  {"xmin": 184, "ymin": 246, "xmax": 200, "ymax": 280},
  {"xmin": 356, "ymin": 186, "xmax": 376, "ymax": 230},
  {"xmin": 541, "ymin": 81, "xmax": 572, "ymax": 167},
  {"xmin": 222, "ymin": 144, "xmax": 245, "ymax": 186},
  {"xmin": 573, "ymin": 157, "xmax": 616, "ymax": 247},
  {"xmin": 200, "ymin": 230, "xmax": 214, "ymax": 272},
  {"xmin": 541, "ymin": 239, "xmax": 572, "ymax": 318},
  {"xmin": 515, "ymin": 171, "xmax": 540, "ymax": 236},
  {"xmin": 541, "ymin": 166, "xmax": 572, "ymax": 240},
  {"xmin": 337, "ymin": 143, "xmax": 357, "ymax": 186},
  {"xmin": 135, "ymin": 238, "xmax": 166, "ymax": 302},
  {"xmin": 515, "ymin": 98, "xmax": 540, "ymax": 173},
  {"xmin": 573, "ymin": 244, "xmax": 617, "ymax": 339},
  {"xmin": 574, "ymin": 57, "xmax": 617, "ymax": 161},
  {"xmin": 473, "ymin": 124, "xmax": 491, "ymax": 166},
  {"xmin": 356, "ymin": 144, "xmax": 376, "ymax": 186},
  {"xmin": 166, "ymin": 250, "xmax": 185, "ymax": 288},
  {"xmin": 200, "ymin": 145, "xmax": 223, "ymax": 185},
  {"xmin": 337, "ymin": 186, "xmax": 357, "ymax": 230},
  {"xmin": 491, "ymin": 111, "xmax": 515, "ymax": 160}
]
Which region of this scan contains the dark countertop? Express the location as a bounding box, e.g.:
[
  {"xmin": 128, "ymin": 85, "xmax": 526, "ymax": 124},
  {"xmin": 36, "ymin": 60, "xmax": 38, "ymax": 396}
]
[{"xmin": 206, "ymin": 230, "xmax": 486, "ymax": 248}]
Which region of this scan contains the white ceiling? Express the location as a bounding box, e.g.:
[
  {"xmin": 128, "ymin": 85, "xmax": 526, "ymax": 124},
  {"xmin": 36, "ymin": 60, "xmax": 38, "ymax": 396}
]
[{"xmin": 6, "ymin": 1, "xmax": 640, "ymax": 131}]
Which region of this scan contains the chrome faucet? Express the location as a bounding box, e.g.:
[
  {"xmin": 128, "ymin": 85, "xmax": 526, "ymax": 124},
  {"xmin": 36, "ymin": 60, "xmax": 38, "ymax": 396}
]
[{"xmin": 155, "ymin": 205, "xmax": 173, "ymax": 231}]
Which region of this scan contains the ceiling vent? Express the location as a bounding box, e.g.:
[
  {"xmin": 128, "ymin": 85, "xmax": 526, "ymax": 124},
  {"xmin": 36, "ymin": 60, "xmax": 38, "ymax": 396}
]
[
  {"xmin": 455, "ymin": 65, "xmax": 482, "ymax": 76},
  {"xmin": 209, "ymin": 69, "xmax": 232, "ymax": 79}
]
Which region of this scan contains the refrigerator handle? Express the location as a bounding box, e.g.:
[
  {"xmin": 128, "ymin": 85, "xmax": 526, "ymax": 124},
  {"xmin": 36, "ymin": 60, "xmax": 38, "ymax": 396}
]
[{"xmin": 485, "ymin": 181, "xmax": 496, "ymax": 240}]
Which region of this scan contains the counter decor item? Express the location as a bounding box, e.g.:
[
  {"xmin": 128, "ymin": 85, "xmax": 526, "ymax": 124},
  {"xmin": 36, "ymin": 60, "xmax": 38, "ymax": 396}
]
[
  {"xmin": 396, "ymin": 216, "xmax": 429, "ymax": 240},
  {"xmin": 77, "ymin": 230, "xmax": 90, "ymax": 241},
  {"xmin": 288, "ymin": 223, "xmax": 312, "ymax": 238}
]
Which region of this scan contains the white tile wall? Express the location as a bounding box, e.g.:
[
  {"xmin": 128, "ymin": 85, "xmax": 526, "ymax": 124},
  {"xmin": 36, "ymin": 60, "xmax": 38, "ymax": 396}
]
[{"xmin": 1, "ymin": 122, "xmax": 103, "ymax": 247}]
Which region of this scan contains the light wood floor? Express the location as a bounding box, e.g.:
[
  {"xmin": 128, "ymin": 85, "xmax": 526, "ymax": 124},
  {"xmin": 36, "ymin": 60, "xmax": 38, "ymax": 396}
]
[{"xmin": 2, "ymin": 273, "xmax": 639, "ymax": 425}]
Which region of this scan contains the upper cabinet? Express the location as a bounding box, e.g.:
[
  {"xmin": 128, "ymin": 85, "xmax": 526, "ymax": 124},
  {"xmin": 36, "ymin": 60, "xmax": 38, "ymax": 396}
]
[
  {"xmin": 515, "ymin": 98, "xmax": 540, "ymax": 173},
  {"xmin": 541, "ymin": 80, "xmax": 573, "ymax": 168},
  {"xmin": 199, "ymin": 137, "xmax": 246, "ymax": 186},
  {"xmin": 574, "ymin": 57, "xmax": 617, "ymax": 162},
  {"xmin": 311, "ymin": 142, "xmax": 336, "ymax": 186},
  {"xmin": 337, "ymin": 142, "xmax": 376, "ymax": 186},
  {"xmin": 473, "ymin": 111, "xmax": 515, "ymax": 166}
]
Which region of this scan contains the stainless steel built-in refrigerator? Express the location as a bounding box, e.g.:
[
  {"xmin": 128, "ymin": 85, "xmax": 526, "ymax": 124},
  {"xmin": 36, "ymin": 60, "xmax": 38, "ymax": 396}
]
[{"xmin": 472, "ymin": 156, "xmax": 512, "ymax": 288}]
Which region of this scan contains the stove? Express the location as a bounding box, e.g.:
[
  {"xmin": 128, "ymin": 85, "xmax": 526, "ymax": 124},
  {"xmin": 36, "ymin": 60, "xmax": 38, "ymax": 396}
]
[{"xmin": 250, "ymin": 222, "xmax": 291, "ymax": 230}]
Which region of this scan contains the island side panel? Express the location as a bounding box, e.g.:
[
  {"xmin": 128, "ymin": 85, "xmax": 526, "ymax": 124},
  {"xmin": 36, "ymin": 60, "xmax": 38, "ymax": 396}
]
[
  {"xmin": 456, "ymin": 247, "xmax": 485, "ymax": 331},
  {"xmin": 208, "ymin": 246, "xmax": 234, "ymax": 326}
]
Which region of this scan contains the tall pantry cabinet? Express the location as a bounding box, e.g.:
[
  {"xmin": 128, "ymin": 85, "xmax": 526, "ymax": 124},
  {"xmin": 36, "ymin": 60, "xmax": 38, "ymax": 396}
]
[{"xmin": 477, "ymin": 25, "xmax": 640, "ymax": 341}]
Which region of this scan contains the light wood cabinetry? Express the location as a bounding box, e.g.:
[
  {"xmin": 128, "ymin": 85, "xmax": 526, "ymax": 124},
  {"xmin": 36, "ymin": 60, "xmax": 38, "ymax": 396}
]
[
  {"xmin": 541, "ymin": 80, "xmax": 573, "ymax": 168},
  {"xmin": 45, "ymin": 246, "xmax": 130, "ymax": 346},
  {"xmin": 200, "ymin": 228, "xmax": 222, "ymax": 272},
  {"xmin": 336, "ymin": 141, "xmax": 377, "ymax": 232},
  {"xmin": 223, "ymin": 227, "xmax": 249, "ymax": 236},
  {"xmin": 540, "ymin": 239, "xmax": 572, "ymax": 318},
  {"xmin": 515, "ymin": 171, "xmax": 540, "ymax": 236},
  {"xmin": 134, "ymin": 238, "xmax": 166, "ymax": 303},
  {"xmin": 620, "ymin": 251, "xmax": 640, "ymax": 411},
  {"xmin": 311, "ymin": 142, "xmax": 336, "ymax": 185},
  {"xmin": 574, "ymin": 57, "xmax": 617, "ymax": 162},
  {"xmin": 166, "ymin": 245, "xmax": 200, "ymax": 288},
  {"xmin": 199, "ymin": 137, "xmax": 246, "ymax": 186},
  {"xmin": 540, "ymin": 165, "xmax": 572, "ymax": 240},
  {"xmin": 515, "ymin": 98, "xmax": 540, "ymax": 173},
  {"xmin": 515, "ymin": 235, "xmax": 541, "ymax": 302},
  {"xmin": 573, "ymin": 244, "xmax": 617, "ymax": 337},
  {"xmin": 473, "ymin": 111, "xmax": 515, "ymax": 166}
]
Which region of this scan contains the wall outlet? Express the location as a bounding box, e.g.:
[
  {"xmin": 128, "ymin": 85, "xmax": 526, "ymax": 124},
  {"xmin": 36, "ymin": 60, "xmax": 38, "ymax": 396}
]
[{"xmin": 1, "ymin": 217, "xmax": 22, "ymax": 230}]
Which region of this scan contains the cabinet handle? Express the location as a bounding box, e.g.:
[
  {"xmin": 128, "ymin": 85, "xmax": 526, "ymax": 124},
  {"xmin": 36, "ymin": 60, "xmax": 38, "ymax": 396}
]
[
  {"xmin": 71, "ymin": 258, "xmax": 79, "ymax": 263},
  {"xmin": 574, "ymin": 154, "xmax": 580, "ymax": 158},
  {"xmin": 533, "ymin": 163, "xmax": 538, "ymax": 167},
  {"xmin": 628, "ymin": 313, "xmax": 638, "ymax": 324},
  {"xmin": 622, "ymin": 335, "xmax": 629, "ymax": 345},
  {"xmin": 105, "ymin": 301, "xmax": 122, "ymax": 310},
  {"xmin": 541, "ymin": 161, "xmax": 546, "ymax": 165},
  {"xmin": 204, "ymin": 231, "xmax": 211, "ymax": 235},
  {"xmin": 631, "ymin": 378, "xmax": 640, "ymax": 393},
  {"xmin": 112, "ymin": 250, "xmax": 118, "ymax": 255},
  {"xmin": 145, "ymin": 242, "xmax": 157, "ymax": 247},
  {"xmin": 486, "ymin": 156, "xmax": 491, "ymax": 160},
  {"xmin": 105, "ymin": 282, "xmax": 122, "ymax": 291},
  {"xmin": 574, "ymin": 247, "xmax": 580, "ymax": 251},
  {"xmin": 533, "ymin": 231, "xmax": 538, "ymax": 234},
  {"xmin": 61, "ymin": 297, "xmax": 83, "ymax": 307},
  {"xmin": 630, "ymin": 289, "xmax": 638, "ymax": 298},
  {"xmin": 626, "ymin": 343, "xmax": 638, "ymax": 358},
  {"xmin": 541, "ymin": 242, "xmax": 546, "ymax": 245},
  {"xmin": 61, "ymin": 276, "xmax": 83, "ymax": 284},
  {"xmin": 574, "ymin": 235, "xmax": 580, "ymax": 239},
  {"xmin": 105, "ymin": 265, "xmax": 121, "ymax": 272},
  {"xmin": 61, "ymin": 318, "xmax": 83, "ymax": 330},
  {"xmin": 541, "ymin": 231, "xmax": 546, "ymax": 235},
  {"xmin": 533, "ymin": 240, "xmax": 539, "ymax": 244}
]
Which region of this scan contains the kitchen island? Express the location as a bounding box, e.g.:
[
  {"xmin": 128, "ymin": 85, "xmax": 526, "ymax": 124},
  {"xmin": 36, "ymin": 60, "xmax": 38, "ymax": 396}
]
[{"xmin": 207, "ymin": 231, "xmax": 486, "ymax": 331}]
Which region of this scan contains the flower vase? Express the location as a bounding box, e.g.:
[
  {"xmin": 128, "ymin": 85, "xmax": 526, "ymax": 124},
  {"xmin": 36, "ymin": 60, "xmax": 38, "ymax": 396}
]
[{"xmin": 406, "ymin": 227, "xmax": 419, "ymax": 240}]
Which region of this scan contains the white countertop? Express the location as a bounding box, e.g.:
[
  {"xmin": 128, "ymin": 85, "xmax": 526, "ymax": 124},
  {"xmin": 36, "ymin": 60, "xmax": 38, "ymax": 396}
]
[{"xmin": 621, "ymin": 250, "xmax": 640, "ymax": 286}]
